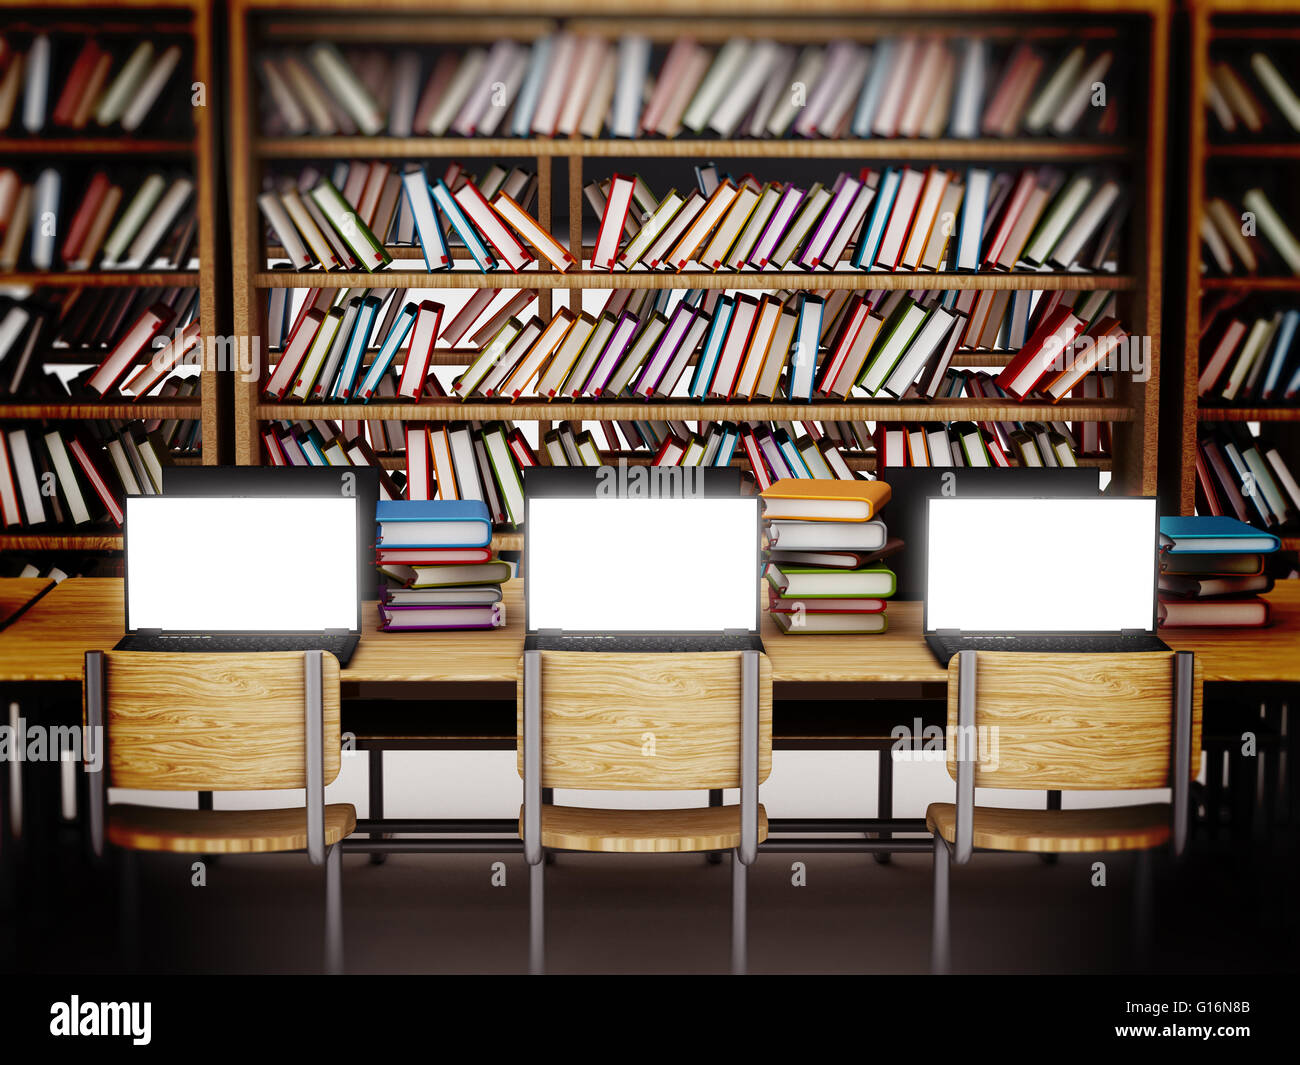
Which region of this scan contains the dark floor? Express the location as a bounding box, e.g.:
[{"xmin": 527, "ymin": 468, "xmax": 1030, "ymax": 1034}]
[{"xmin": 4, "ymin": 832, "xmax": 1297, "ymax": 974}]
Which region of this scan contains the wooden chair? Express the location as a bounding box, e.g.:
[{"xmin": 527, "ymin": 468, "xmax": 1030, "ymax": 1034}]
[
  {"xmin": 928, "ymin": 650, "xmax": 1202, "ymax": 973},
  {"xmin": 518, "ymin": 649, "xmax": 771, "ymax": 974},
  {"xmin": 83, "ymin": 650, "xmax": 355, "ymax": 973}
]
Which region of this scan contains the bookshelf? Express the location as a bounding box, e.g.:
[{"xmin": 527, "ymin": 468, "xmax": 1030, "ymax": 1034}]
[
  {"xmin": 0, "ymin": 0, "xmax": 225, "ymax": 559},
  {"xmin": 228, "ymin": 0, "xmax": 1169, "ymax": 504},
  {"xmin": 1176, "ymin": 0, "xmax": 1300, "ymax": 553}
]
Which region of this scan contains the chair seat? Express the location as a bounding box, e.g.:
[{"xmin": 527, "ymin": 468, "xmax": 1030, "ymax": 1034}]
[
  {"xmin": 926, "ymin": 802, "xmax": 1171, "ymax": 854},
  {"xmin": 108, "ymin": 803, "xmax": 357, "ymax": 854},
  {"xmin": 519, "ymin": 803, "xmax": 769, "ymax": 853}
]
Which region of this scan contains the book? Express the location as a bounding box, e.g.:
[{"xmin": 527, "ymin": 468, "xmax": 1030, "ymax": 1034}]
[
  {"xmin": 377, "ymin": 498, "xmax": 492, "ymax": 547},
  {"xmin": 765, "ymin": 563, "xmax": 897, "ymax": 599},
  {"xmin": 760, "ymin": 478, "xmax": 890, "ymax": 521},
  {"xmin": 1159, "ymin": 515, "xmax": 1281, "ymax": 554}
]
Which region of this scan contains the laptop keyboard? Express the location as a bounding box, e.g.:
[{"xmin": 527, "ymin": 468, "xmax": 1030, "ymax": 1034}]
[
  {"xmin": 929, "ymin": 633, "xmax": 1169, "ymax": 659},
  {"xmin": 116, "ymin": 633, "xmax": 360, "ymax": 665},
  {"xmin": 532, "ymin": 633, "xmax": 761, "ymax": 653}
]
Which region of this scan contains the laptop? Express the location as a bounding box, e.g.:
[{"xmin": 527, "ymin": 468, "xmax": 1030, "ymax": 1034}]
[
  {"xmin": 880, "ymin": 467, "xmax": 1101, "ymax": 600},
  {"xmin": 114, "ymin": 494, "xmax": 362, "ymax": 665},
  {"xmin": 163, "ymin": 464, "xmax": 381, "ymax": 599},
  {"xmin": 923, "ymin": 496, "xmax": 1169, "ymax": 664},
  {"xmin": 523, "ymin": 466, "xmax": 764, "ymax": 653}
]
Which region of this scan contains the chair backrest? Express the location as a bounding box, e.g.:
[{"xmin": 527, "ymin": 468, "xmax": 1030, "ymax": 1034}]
[
  {"xmin": 85, "ymin": 650, "xmax": 342, "ymax": 791},
  {"xmin": 516, "ymin": 651, "xmax": 772, "ymax": 790},
  {"xmin": 944, "ymin": 650, "xmax": 1203, "ymax": 790}
]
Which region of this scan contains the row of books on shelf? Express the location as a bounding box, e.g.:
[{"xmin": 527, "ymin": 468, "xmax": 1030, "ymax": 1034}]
[
  {"xmin": 1157, "ymin": 516, "xmax": 1283, "ymax": 628},
  {"xmin": 1, "ymin": 555, "xmax": 114, "ymax": 581},
  {"xmin": 260, "ymin": 154, "xmax": 1128, "ymax": 277},
  {"xmin": 0, "ymin": 287, "xmax": 200, "ymax": 400},
  {"xmin": 374, "ymin": 499, "xmax": 511, "ymax": 631},
  {"xmin": 263, "ymin": 281, "xmax": 1128, "ymax": 408},
  {"xmin": 1200, "ymin": 188, "xmax": 1300, "ymax": 277},
  {"xmin": 1195, "ymin": 425, "xmax": 1300, "ymax": 533},
  {"xmin": 761, "ymin": 478, "xmax": 897, "ymax": 635},
  {"xmin": 0, "ymin": 419, "xmax": 195, "ymax": 532},
  {"xmin": 258, "ymin": 35, "xmax": 1123, "ymax": 141},
  {"xmin": 0, "ymin": 34, "xmax": 188, "ymax": 136},
  {"xmin": 1197, "ymin": 305, "xmax": 1300, "ymax": 404},
  {"xmin": 1205, "ymin": 51, "xmax": 1300, "ymax": 136},
  {"xmin": 0, "ymin": 167, "xmax": 196, "ymax": 274}
]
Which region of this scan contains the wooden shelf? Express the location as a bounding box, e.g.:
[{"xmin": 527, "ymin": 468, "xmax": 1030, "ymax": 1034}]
[
  {"xmin": 251, "ymin": 270, "xmax": 1136, "ymax": 291},
  {"xmin": 254, "ymin": 136, "xmax": 1137, "ymax": 162},
  {"xmin": 0, "ymin": 137, "xmax": 195, "ymax": 156},
  {"xmin": 1199, "ymin": 276, "xmax": 1300, "ymax": 291},
  {"xmin": 256, "ymin": 399, "xmax": 1133, "ymax": 422},
  {"xmin": 1198, "ymin": 407, "xmax": 1300, "ymax": 421},
  {"xmin": 1206, "ymin": 143, "xmax": 1300, "ymax": 159},
  {"xmin": 0, "ymin": 272, "xmax": 201, "ymax": 288},
  {"xmin": 0, "ymin": 533, "xmax": 123, "ymax": 552},
  {"xmin": 0, "ymin": 400, "xmax": 203, "ymax": 420}
]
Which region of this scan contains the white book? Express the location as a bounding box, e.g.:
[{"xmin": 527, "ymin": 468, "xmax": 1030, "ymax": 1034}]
[
  {"xmin": 1207, "ymin": 197, "xmax": 1257, "ymax": 272},
  {"xmin": 795, "ymin": 41, "xmax": 859, "ymax": 137},
  {"xmin": 768, "ymin": 47, "xmax": 823, "ymax": 137},
  {"xmin": 669, "ymin": 183, "xmax": 738, "ymax": 270},
  {"xmin": 710, "ymin": 298, "xmax": 759, "ymax": 397},
  {"xmin": 103, "ymin": 174, "xmax": 166, "ymax": 265},
  {"xmin": 881, "ymin": 306, "xmax": 957, "ymax": 397},
  {"xmin": 756, "ymin": 309, "xmax": 798, "ymax": 398},
  {"xmin": 455, "ymin": 319, "xmax": 521, "ymax": 397},
  {"xmin": 820, "ymin": 49, "xmax": 871, "ymax": 138},
  {"xmin": 949, "ymin": 39, "xmax": 988, "ymax": 138},
  {"xmin": 260, "ymin": 58, "xmax": 308, "ymax": 134},
  {"xmin": 401, "ymin": 166, "xmax": 449, "ymax": 271},
  {"xmin": 1222, "ymin": 317, "xmax": 1277, "ymax": 402},
  {"xmin": 478, "ymin": 50, "xmax": 527, "ymax": 137},
  {"xmin": 851, "ymin": 39, "xmax": 895, "ymax": 138},
  {"xmin": 897, "ymin": 40, "xmax": 945, "ymax": 138},
  {"xmin": 530, "ymin": 34, "xmax": 576, "ymax": 136},
  {"xmin": 921, "ymin": 181, "xmax": 964, "ymax": 270},
  {"xmin": 633, "ymin": 305, "xmax": 696, "ymax": 398},
  {"xmin": 29, "ymin": 169, "xmax": 60, "ymax": 270},
  {"xmin": 502, "ymin": 311, "xmax": 573, "ymax": 398},
  {"xmin": 309, "ymin": 44, "xmax": 383, "ymax": 135},
  {"xmin": 8, "ymin": 430, "xmax": 46, "ymax": 524},
  {"xmin": 1243, "ymin": 188, "xmax": 1300, "ymax": 275},
  {"xmin": 478, "ymin": 319, "xmax": 543, "ymax": 397},
  {"xmin": 449, "ymin": 427, "xmax": 483, "ymax": 502},
  {"xmin": 1200, "ymin": 210, "xmax": 1234, "ymax": 274},
  {"xmin": 747, "ymin": 45, "xmax": 795, "ymax": 138},
  {"xmin": 593, "ymin": 175, "xmax": 636, "ymax": 271},
  {"xmin": 96, "ymin": 42, "xmax": 154, "ymax": 127},
  {"xmin": 645, "ymin": 191, "xmax": 704, "ymax": 268},
  {"xmin": 387, "ymin": 52, "xmax": 421, "ymax": 137},
  {"xmin": 511, "ymin": 37, "xmax": 554, "ymax": 137},
  {"xmin": 453, "ymin": 40, "xmax": 522, "ymax": 137},
  {"xmin": 871, "ymin": 37, "xmax": 918, "ymax": 137},
  {"xmin": 1048, "ymin": 179, "xmax": 1120, "ymax": 268},
  {"xmin": 1251, "ymin": 53, "xmax": 1300, "ymax": 134},
  {"xmin": 122, "ymin": 177, "xmax": 193, "ymax": 269},
  {"xmin": 1053, "ymin": 51, "xmax": 1114, "ymax": 135},
  {"xmin": 682, "ymin": 39, "xmax": 751, "ymax": 133},
  {"xmin": 772, "ymin": 185, "xmax": 831, "ymax": 268},
  {"xmin": 120, "ymin": 44, "xmax": 183, "ymax": 132},
  {"xmin": 579, "ymin": 51, "xmax": 617, "ymax": 138},
  {"xmin": 43, "ymin": 432, "xmax": 90, "ymax": 524},
  {"xmin": 621, "ymin": 189, "xmax": 685, "ymax": 268},
  {"xmin": 566, "ymin": 314, "xmax": 618, "ymax": 398},
  {"xmin": 556, "ymin": 36, "xmax": 608, "ymax": 136},
  {"xmin": 726, "ymin": 184, "xmax": 781, "ymax": 270},
  {"xmin": 537, "ymin": 315, "xmax": 597, "ymax": 397},
  {"xmin": 612, "ymin": 35, "xmax": 651, "ymax": 138},
  {"xmin": 700, "ymin": 185, "xmax": 760, "ymax": 270},
  {"xmin": 899, "ymin": 169, "xmax": 949, "ymax": 270},
  {"xmin": 21, "ymin": 34, "xmax": 51, "ymax": 133},
  {"xmin": 873, "ymin": 167, "xmax": 925, "ymax": 269},
  {"xmin": 289, "ymin": 308, "xmax": 344, "ymax": 401},
  {"xmin": 662, "ymin": 311, "xmax": 712, "ymax": 396},
  {"xmin": 428, "ymin": 48, "xmax": 486, "ymax": 135},
  {"xmin": 1021, "ymin": 175, "xmax": 1093, "ymax": 266},
  {"xmin": 1024, "ymin": 45, "xmax": 1087, "ymax": 134},
  {"xmin": 955, "ymin": 168, "xmax": 990, "ymax": 270},
  {"xmin": 259, "ymin": 191, "xmax": 312, "ymax": 268},
  {"xmin": 708, "ymin": 39, "xmax": 781, "ymax": 137},
  {"xmin": 860, "ymin": 303, "xmax": 927, "ymax": 395},
  {"xmin": 604, "ymin": 315, "xmax": 666, "ymax": 396}
]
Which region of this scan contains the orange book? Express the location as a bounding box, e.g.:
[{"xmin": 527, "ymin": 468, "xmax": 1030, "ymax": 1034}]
[{"xmin": 760, "ymin": 478, "xmax": 892, "ymax": 522}]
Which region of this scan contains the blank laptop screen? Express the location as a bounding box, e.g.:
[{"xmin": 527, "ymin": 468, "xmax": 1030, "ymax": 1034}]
[
  {"xmin": 126, "ymin": 496, "xmax": 359, "ymax": 632},
  {"xmin": 528, "ymin": 496, "xmax": 759, "ymax": 632},
  {"xmin": 925, "ymin": 497, "xmax": 1157, "ymax": 633}
]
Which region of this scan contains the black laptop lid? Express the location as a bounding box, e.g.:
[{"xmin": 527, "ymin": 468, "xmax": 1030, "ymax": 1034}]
[{"xmin": 880, "ymin": 467, "xmax": 1102, "ymax": 600}]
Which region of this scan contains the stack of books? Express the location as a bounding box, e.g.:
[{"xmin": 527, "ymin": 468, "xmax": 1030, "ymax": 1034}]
[
  {"xmin": 1157, "ymin": 515, "xmax": 1280, "ymax": 628},
  {"xmin": 375, "ymin": 498, "xmax": 511, "ymax": 631},
  {"xmin": 760, "ymin": 479, "xmax": 898, "ymax": 635}
]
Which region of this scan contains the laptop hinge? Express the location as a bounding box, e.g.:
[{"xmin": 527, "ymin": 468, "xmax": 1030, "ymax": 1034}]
[
  {"xmin": 935, "ymin": 629, "xmax": 961, "ymax": 637},
  {"xmin": 538, "ymin": 629, "xmax": 562, "ymax": 637},
  {"xmin": 138, "ymin": 628, "xmax": 161, "ymax": 636},
  {"xmin": 724, "ymin": 628, "xmax": 748, "ymax": 637},
  {"xmin": 325, "ymin": 629, "xmax": 352, "ymax": 636},
  {"xmin": 1120, "ymin": 628, "xmax": 1146, "ymax": 637}
]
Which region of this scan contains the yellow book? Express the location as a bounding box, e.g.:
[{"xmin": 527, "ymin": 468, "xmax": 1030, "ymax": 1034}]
[{"xmin": 760, "ymin": 478, "xmax": 891, "ymax": 522}]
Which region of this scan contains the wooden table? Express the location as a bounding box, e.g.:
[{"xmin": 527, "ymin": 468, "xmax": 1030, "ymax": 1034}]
[
  {"xmin": 0, "ymin": 577, "xmax": 1297, "ymax": 685},
  {"xmin": 0, "ymin": 578, "xmax": 53, "ymax": 631}
]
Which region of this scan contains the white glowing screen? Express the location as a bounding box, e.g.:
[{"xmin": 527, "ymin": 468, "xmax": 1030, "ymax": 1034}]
[
  {"xmin": 126, "ymin": 496, "xmax": 359, "ymax": 632},
  {"xmin": 925, "ymin": 497, "xmax": 1157, "ymax": 633},
  {"xmin": 528, "ymin": 496, "xmax": 759, "ymax": 631}
]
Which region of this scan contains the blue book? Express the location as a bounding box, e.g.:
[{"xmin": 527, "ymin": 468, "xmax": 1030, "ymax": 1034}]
[
  {"xmin": 376, "ymin": 499, "xmax": 492, "ymax": 548},
  {"xmin": 401, "ymin": 167, "xmax": 450, "ymax": 272},
  {"xmin": 788, "ymin": 294, "xmax": 824, "ymax": 401},
  {"xmin": 851, "ymin": 39, "xmax": 894, "ymax": 137},
  {"xmin": 954, "ymin": 169, "xmax": 990, "ymax": 271},
  {"xmin": 852, "ymin": 167, "xmax": 900, "ymax": 269},
  {"xmin": 690, "ymin": 295, "xmax": 734, "ymax": 399},
  {"xmin": 430, "ymin": 179, "xmax": 495, "ymax": 271},
  {"xmin": 511, "ymin": 37, "xmax": 553, "ymax": 138},
  {"xmin": 1260, "ymin": 309, "xmax": 1299, "ymax": 401},
  {"xmin": 1159, "ymin": 516, "xmax": 1281, "ymax": 554},
  {"xmin": 356, "ymin": 302, "xmax": 417, "ymax": 402},
  {"xmin": 713, "ymin": 424, "xmax": 739, "ymax": 467},
  {"xmin": 332, "ymin": 294, "xmax": 381, "ymax": 399}
]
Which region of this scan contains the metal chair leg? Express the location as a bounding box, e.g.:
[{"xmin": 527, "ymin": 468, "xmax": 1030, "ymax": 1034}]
[
  {"xmin": 730, "ymin": 849, "xmax": 748, "ymax": 975},
  {"xmin": 706, "ymin": 789, "xmax": 724, "ymax": 864},
  {"xmin": 529, "ymin": 857, "xmax": 545, "ymax": 974},
  {"xmin": 874, "ymin": 750, "xmax": 894, "ymax": 864},
  {"xmin": 325, "ymin": 843, "xmax": 344, "ymax": 974},
  {"xmin": 931, "ymin": 831, "xmax": 950, "ymax": 974}
]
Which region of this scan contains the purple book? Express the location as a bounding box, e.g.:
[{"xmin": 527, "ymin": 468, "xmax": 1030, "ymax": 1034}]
[
  {"xmin": 582, "ymin": 311, "xmax": 639, "ymax": 396},
  {"xmin": 748, "ymin": 185, "xmax": 806, "ymax": 269},
  {"xmin": 633, "ymin": 303, "xmax": 697, "ymax": 398},
  {"xmin": 378, "ymin": 602, "xmax": 501, "ymax": 631},
  {"xmin": 798, "ymin": 174, "xmax": 860, "ymax": 271}
]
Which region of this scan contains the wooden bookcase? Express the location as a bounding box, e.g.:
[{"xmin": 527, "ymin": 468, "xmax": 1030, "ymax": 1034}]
[
  {"xmin": 228, "ymin": 0, "xmax": 1170, "ymax": 508},
  {"xmin": 1176, "ymin": 0, "xmax": 1300, "ymax": 552},
  {"xmin": 0, "ymin": 0, "xmax": 225, "ymax": 557}
]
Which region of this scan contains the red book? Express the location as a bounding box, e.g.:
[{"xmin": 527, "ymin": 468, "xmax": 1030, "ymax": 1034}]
[
  {"xmin": 262, "ymin": 429, "xmax": 288, "ymax": 466},
  {"xmin": 52, "ymin": 40, "xmax": 102, "ymax": 127},
  {"xmin": 981, "ymin": 170, "xmax": 1037, "ymax": 270},
  {"xmin": 68, "ymin": 436, "xmax": 123, "ymax": 527},
  {"xmin": 452, "ymin": 181, "xmax": 534, "ymax": 272},
  {"xmin": 61, "ymin": 171, "xmax": 111, "ymax": 265},
  {"xmin": 592, "ymin": 175, "xmax": 635, "ymax": 272},
  {"xmin": 996, "ymin": 306, "xmax": 1085, "ymax": 400},
  {"xmin": 262, "ymin": 309, "xmax": 324, "ymax": 400},
  {"xmin": 86, "ymin": 303, "xmax": 175, "ymax": 396},
  {"xmin": 739, "ymin": 425, "xmax": 774, "ymax": 490},
  {"xmin": 507, "ymin": 427, "xmax": 538, "ymax": 468},
  {"xmin": 873, "ymin": 423, "xmax": 908, "ymax": 468},
  {"xmin": 1157, "ymin": 596, "xmax": 1270, "ymax": 628},
  {"xmin": 405, "ymin": 426, "xmax": 432, "ymax": 500},
  {"xmin": 397, "ymin": 300, "xmax": 443, "ymax": 399}
]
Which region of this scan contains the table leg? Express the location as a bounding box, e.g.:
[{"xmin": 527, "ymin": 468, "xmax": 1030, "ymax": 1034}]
[
  {"xmin": 873, "ymin": 751, "xmax": 893, "ymax": 865},
  {"xmin": 369, "ymin": 749, "xmax": 386, "ymax": 866}
]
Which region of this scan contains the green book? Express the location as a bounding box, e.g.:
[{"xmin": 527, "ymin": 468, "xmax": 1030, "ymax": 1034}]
[
  {"xmin": 764, "ymin": 563, "xmax": 896, "ymax": 599},
  {"xmin": 310, "ymin": 177, "xmax": 393, "ymax": 273},
  {"xmin": 858, "ymin": 298, "xmax": 928, "ymax": 395},
  {"xmin": 409, "ymin": 561, "xmax": 513, "ymax": 589}
]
